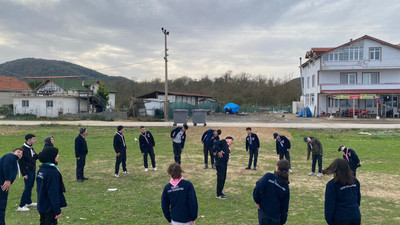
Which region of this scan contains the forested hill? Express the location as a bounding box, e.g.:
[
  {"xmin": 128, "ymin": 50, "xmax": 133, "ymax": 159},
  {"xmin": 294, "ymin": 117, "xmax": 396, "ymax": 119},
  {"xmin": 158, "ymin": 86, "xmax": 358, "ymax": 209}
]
[{"xmin": 0, "ymin": 58, "xmax": 127, "ymax": 81}]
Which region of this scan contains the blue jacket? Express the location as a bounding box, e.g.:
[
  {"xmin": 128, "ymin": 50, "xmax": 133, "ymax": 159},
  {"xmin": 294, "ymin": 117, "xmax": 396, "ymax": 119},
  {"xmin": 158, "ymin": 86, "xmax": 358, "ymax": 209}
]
[
  {"xmin": 276, "ymin": 136, "xmax": 291, "ymax": 155},
  {"xmin": 253, "ymin": 172, "xmax": 290, "ymax": 225},
  {"xmin": 170, "ymin": 127, "xmax": 187, "ymax": 149},
  {"xmin": 214, "ymin": 140, "xmax": 230, "ymax": 164},
  {"xmin": 246, "ymin": 133, "xmax": 260, "ymax": 151},
  {"xmin": 201, "ymin": 129, "xmax": 219, "ymax": 148},
  {"xmin": 342, "ymin": 148, "xmax": 360, "ymax": 171},
  {"xmin": 325, "ymin": 179, "xmax": 361, "ymax": 225},
  {"xmin": 161, "ymin": 179, "xmax": 198, "ymax": 223},
  {"xmin": 0, "ymin": 153, "xmax": 19, "ymax": 184},
  {"xmin": 36, "ymin": 164, "xmax": 67, "ymax": 215},
  {"xmin": 74, "ymin": 134, "xmax": 88, "ymax": 158}
]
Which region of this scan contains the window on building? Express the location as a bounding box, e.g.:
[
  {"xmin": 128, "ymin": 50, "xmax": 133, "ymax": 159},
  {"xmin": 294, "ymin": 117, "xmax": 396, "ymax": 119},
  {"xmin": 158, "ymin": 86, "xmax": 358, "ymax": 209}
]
[
  {"xmin": 307, "ymin": 77, "xmax": 310, "ymax": 89},
  {"xmin": 305, "ymin": 94, "xmax": 310, "ymax": 105},
  {"xmin": 369, "ymin": 48, "xmax": 380, "ymax": 60},
  {"xmin": 22, "ymin": 100, "xmax": 29, "ymax": 107},
  {"xmin": 340, "ymin": 73, "xmax": 356, "ymax": 85},
  {"xmin": 322, "ymin": 46, "xmax": 364, "ymax": 61},
  {"xmin": 46, "ymin": 100, "xmax": 53, "ymax": 107},
  {"xmin": 362, "ymin": 73, "xmax": 379, "ymax": 84},
  {"xmin": 312, "ymin": 75, "xmax": 315, "ymax": 87},
  {"xmin": 311, "ymin": 94, "xmax": 315, "ymax": 105},
  {"xmin": 366, "ymin": 99, "xmax": 376, "ymax": 108}
]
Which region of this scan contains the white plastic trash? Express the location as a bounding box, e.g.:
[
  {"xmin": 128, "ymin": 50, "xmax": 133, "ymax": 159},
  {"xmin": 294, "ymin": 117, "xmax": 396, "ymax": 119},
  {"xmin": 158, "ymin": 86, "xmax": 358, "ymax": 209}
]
[{"xmin": 107, "ymin": 188, "xmax": 118, "ymax": 192}]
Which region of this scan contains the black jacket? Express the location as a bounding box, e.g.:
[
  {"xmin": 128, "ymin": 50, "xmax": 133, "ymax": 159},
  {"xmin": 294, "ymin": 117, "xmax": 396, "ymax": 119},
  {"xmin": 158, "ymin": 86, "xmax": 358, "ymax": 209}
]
[
  {"xmin": 246, "ymin": 133, "xmax": 260, "ymax": 151},
  {"xmin": 113, "ymin": 132, "xmax": 127, "ymax": 153},
  {"xmin": 74, "ymin": 135, "xmax": 88, "ymax": 158},
  {"xmin": 201, "ymin": 129, "xmax": 219, "ymax": 148},
  {"xmin": 42, "ymin": 137, "xmax": 54, "ymax": 151},
  {"xmin": 0, "ymin": 153, "xmax": 19, "ymax": 183},
  {"xmin": 276, "ymin": 136, "xmax": 291, "ymax": 155},
  {"xmin": 139, "ymin": 131, "xmax": 155, "ymax": 152},
  {"xmin": 307, "ymin": 137, "xmax": 323, "ymax": 160},
  {"xmin": 343, "ymin": 148, "xmax": 360, "ymax": 171},
  {"xmin": 214, "ymin": 140, "xmax": 230, "ymax": 164},
  {"xmin": 18, "ymin": 143, "xmax": 38, "ymax": 176},
  {"xmin": 170, "ymin": 127, "xmax": 187, "ymax": 149}
]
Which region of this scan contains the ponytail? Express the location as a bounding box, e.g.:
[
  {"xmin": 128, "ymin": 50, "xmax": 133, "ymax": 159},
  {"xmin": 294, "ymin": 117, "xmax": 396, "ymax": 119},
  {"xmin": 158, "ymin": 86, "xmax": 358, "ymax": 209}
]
[{"xmin": 276, "ymin": 159, "xmax": 290, "ymax": 184}]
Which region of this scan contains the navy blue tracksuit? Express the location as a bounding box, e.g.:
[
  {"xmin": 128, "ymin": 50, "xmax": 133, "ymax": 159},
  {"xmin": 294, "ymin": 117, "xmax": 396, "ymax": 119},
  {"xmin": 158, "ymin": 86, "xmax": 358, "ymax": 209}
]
[
  {"xmin": 18, "ymin": 143, "xmax": 38, "ymax": 208},
  {"xmin": 253, "ymin": 172, "xmax": 290, "ymax": 225},
  {"xmin": 139, "ymin": 131, "xmax": 156, "ymax": 169},
  {"xmin": 170, "ymin": 127, "xmax": 187, "ymax": 164},
  {"xmin": 342, "ymin": 148, "xmax": 360, "ymax": 177},
  {"xmin": 325, "ymin": 179, "xmax": 361, "ymax": 225},
  {"xmin": 37, "ymin": 164, "xmax": 67, "ymax": 225},
  {"xmin": 113, "ymin": 132, "xmax": 127, "ymax": 174},
  {"xmin": 201, "ymin": 129, "xmax": 219, "ymax": 166},
  {"xmin": 75, "ymin": 135, "xmax": 88, "ymax": 180},
  {"xmin": 276, "ymin": 136, "xmax": 291, "ymax": 169},
  {"xmin": 246, "ymin": 133, "xmax": 260, "ymax": 168},
  {"xmin": 214, "ymin": 140, "xmax": 230, "ymax": 196},
  {"xmin": 0, "ymin": 153, "xmax": 19, "ymax": 225},
  {"xmin": 161, "ymin": 179, "xmax": 198, "ymax": 223}
]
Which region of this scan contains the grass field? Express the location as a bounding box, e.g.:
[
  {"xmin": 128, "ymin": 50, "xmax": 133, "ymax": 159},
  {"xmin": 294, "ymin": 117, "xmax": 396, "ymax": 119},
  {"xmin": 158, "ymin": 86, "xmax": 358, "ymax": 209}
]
[{"xmin": 1, "ymin": 125, "xmax": 399, "ymax": 225}]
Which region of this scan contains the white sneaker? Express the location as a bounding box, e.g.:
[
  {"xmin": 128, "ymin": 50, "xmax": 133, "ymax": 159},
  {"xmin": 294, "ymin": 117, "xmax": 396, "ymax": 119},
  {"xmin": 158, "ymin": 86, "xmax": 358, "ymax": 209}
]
[
  {"xmin": 289, "ymin": 169, "xmax": 293, "ymax": 173},
  {"xmin": 115, "ymin": 174, "xmax": 119, "ymax": 178},
  {"xmin": 144, "ymin": 168, "xmax": 149, "ymax": 172},
  {"xmin": 153, "ymin": 167, "xmax": 157, "ymax": 171},
  {"xmin": 17, "ymin": 206, "xmax": 30, "ymax": 212},
  {"xmin": 25, "ymin": 203, "xmax": 37, "ymax": 207},
  {"xmin": 317, "ymin": 173, "xmax": 322, "ymax": 178},
  {"xmin": 123, "ymin": 171, "xmax": 130, "ymax": 175},
  {"xmin": 308, "ymin": 172, "xmax": 315, "ymax": 176}
]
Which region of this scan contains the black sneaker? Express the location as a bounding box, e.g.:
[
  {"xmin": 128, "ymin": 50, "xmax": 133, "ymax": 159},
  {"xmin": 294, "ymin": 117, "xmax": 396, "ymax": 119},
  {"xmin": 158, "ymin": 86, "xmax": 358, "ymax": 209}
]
[
  {"xmin": 215, "ymin": 194, "xmax": 227, "ymax": 199},
  {"xmin": 245, "ymin": 167, "xmax": 251, "ymax": 170},
  {"xmin": 253, "ymin": 167, "xmax": 257, "ymax": 170},
  {"xmin": 204, "ymin": 164, "xmax": 208, "ymax": 169},
  {"xmin": 83, "ymin": 177, "xmax": 89, "ymax": 180},
  {"xmin": 77, "ymin": 179, "xmax": 84, "ymax": 182}
]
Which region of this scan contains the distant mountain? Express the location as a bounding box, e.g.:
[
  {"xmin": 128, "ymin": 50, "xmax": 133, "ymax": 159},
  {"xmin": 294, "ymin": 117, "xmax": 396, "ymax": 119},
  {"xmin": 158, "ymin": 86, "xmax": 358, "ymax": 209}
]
[{"xmin": 0, "ymin": 58, "xmax": 129, "ymax": 82}]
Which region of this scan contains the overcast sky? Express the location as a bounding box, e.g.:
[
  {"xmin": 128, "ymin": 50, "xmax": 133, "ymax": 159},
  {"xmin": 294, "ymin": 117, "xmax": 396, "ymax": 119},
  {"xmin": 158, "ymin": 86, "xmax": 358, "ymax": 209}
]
[{"xmin": 1, "ymin": 0, "xmax": 400, "ymax": 81}]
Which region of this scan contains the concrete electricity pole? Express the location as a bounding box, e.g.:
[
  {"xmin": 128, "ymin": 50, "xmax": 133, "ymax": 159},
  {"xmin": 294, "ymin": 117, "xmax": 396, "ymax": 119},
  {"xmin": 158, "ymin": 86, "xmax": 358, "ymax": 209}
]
[{"xmin": 161, "ymin": 27, "xmax": 169, "ymax": 120}]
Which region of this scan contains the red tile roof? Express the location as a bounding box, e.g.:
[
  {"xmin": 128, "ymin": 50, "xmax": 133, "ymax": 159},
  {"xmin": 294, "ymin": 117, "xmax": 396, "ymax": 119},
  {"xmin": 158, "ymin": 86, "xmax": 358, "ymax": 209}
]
[{"xmin": 0, "ymin": 76, "xmax": 31, "ymax": 91}]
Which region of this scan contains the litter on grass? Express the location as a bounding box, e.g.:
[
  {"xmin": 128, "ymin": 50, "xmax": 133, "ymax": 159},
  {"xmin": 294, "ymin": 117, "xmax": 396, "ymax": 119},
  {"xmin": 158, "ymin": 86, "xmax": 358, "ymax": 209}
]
[{"xmin": 107, "ymin": 188, "xmax": 118, "ymax": 192}]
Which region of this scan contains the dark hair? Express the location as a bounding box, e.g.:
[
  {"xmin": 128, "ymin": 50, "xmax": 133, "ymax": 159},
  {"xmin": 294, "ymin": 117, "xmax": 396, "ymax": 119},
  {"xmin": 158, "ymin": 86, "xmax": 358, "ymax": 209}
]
[
  {"xmin": 117, "ymin": 125, "xmax": 124, "ymax": 131},
  {"xmin": 167, "ymin": 163, "xmax": 183, "ymax": 179},
  {"xmin": 225, "ymin": 136, "xmax": 234, "ymax": 140},
  {"xmin": 183, "ymin": 124, "xmax": 189, "ymax": 130},
  {"xmin": 216, "ymin": 129, "xmax": 222, "ymax": 135},
  {"xmin": 246, "ymin": 127, "xmax": 251, "ymax": 131},
  {"xmin": 322, "ymin": 158, "xmax": 354, "ymax": 185},
  {"xmin": 140, "ymin": 126, "xmax": 145, "ymax": 129},
  {"xmin": 12, "ymin": 148, "xmax": 23, "ymax": 153},
  {"xmin": 79, "ymin": 128, "xmax": 86, "ymax": 134},
  {"xmin": 276, "ymin": 159, "xmax": 290, "ymax": 184},
  {"xmin": 25, "ymin": 134, "xmax": 36, "ymax": 141}
]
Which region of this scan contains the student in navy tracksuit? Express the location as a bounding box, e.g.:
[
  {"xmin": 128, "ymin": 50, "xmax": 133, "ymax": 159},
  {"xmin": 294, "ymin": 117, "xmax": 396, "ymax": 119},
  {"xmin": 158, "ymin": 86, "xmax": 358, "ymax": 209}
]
[
  {"xmin": 245, "ymin": 127, "xmax": 260, "ymax": 170},
  {"xmin": 37, "ymin": 147, "xmax": 67, "ymax": 225},
  {"xmin": 161, "ymin": 163, "xmax": 198, "ymax": 225},
  {"xmin": 0, "ymin": 148, "xmax": 23, "ymax": 225},
  {"xmin": 170, "ymin": 124, "xmax": 188, "ymax": 165},
  {"xmin": 201, "ymin": 129, "xmax": 221, "ymax": 169},
  {"xmin": 338, "ymin": 145, "xmax": 361, "ymax": 177},
  {"xmin": 323, "ymin": 158, "xmax": 361, "ymax": 225},
  {"xmin": 253, "ymin": 159, "xmax": 290, "ymax": 225},
  {"xmin": 139, "ymin": 126, "xmax": 156, "ymax": 171},
  {"xmin": 18, "ymin": 133, "xmax": 38, "ymax": 212},
  {"xmin": 214, "ymin": 136, "xmax": 234, "ymax": 199},
  {"xmin": 75, "ymin": 128, "xmax": 88, "ymax": 182},
  {"xmin": 114, "ymin": 125, "xmax": 128, "ymax": 177},
  {"xmin": 273, "ymin": 133, "xmax": 292, "ymax": 173}
]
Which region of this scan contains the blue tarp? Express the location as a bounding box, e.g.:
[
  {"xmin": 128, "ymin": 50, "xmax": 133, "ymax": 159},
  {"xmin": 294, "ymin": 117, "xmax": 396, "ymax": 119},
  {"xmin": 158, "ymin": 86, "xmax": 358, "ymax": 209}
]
[
  {"xmin": 224, "ymin": 103, "xmax": 239, "ymax": 114},
  {"xmin": 298, "ymin": 107, "xmax": 312, "ymax": 117}
]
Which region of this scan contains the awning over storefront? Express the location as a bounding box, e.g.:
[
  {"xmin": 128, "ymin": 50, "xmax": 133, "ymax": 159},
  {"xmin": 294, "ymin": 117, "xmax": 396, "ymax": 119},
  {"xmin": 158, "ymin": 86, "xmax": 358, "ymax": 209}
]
[
  {"xmin": 332, "ymin": 94, "xmax": 378, "ymax": 99},
  {"xmin": 322, "ymin": 89, "xmax": 400, "ymax": 94}
]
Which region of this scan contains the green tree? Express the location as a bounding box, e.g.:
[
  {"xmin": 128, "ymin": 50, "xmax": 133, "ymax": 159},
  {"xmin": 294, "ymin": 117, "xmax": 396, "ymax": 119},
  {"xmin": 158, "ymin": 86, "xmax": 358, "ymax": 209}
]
[{"xmin": 27, "ymin": 80, "xmax": 43, "ymax": 90}]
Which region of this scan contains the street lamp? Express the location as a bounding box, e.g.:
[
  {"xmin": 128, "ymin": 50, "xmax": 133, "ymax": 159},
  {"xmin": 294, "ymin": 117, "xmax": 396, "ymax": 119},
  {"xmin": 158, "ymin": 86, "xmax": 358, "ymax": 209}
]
[{"xmin": 161, "ymin": 27, "xmax": 169, "ymax": 120}]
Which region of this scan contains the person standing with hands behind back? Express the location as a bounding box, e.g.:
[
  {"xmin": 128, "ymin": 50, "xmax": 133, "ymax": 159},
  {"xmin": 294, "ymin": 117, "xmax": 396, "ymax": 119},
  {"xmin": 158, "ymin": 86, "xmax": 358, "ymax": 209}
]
[
  {"xmin": 114, "ymin": 125, "xmax": 128, "ymax": 178},
  {"xmin": 273, "ymin": 133, "xmax": 292, "ymax": 173},
  {"xmin": 17, "ymin": 134, "xmax": 38, "ymax": 212},
  {"xmin": 245, "ymin": 127, "xmax": 260, "ymax": 170},
  {"xmin": 170, "ymin": 124, "xmax": 188, "ymax": 165},
  {"xmin": 139, "ymin": 126, "xmax": 156, "ymax": 172},
  {"xmin": 75, "ymin": 128, "xmax": 88, "ymax": 182}
]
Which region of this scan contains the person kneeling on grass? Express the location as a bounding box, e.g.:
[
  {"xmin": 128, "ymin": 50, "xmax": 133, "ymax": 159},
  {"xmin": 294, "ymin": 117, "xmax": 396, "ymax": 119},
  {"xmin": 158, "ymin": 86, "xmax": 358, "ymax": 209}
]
[
  {"xmin": 253, "ymin": 159, "xmax": 290, "ymax": 225},
  {"xmin": 37, "ymin": 147, "xmax": 67, "ymax": 225},
  {"xmin": 161, "ymin": 163, "xmax": 198, "ymax": 225},
  {"xmin": 323, "ymin": 158, "xmax": 361, "ymax": 225}
]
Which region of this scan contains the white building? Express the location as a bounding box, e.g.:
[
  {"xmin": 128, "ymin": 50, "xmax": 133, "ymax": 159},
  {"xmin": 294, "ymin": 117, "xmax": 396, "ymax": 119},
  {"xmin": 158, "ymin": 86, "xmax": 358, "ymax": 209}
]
[
  {"xmin": 13, "ymin": 78, "xmax": 116, "ymax": 117},
  {"xmin": 300, "ymin": 35, "xmax": 400, "ymax": 118},
  {"xmin": 138, "ymin": 90, "xmax": 213, "ymax": 116}
]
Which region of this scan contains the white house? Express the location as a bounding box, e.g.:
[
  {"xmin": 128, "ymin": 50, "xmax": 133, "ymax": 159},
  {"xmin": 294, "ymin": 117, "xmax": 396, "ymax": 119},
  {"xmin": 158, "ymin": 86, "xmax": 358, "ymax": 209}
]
[
  {"xmin": 138, "ymin": 90, "xmax": 213, "ymax": 116},
  {"xmin": 13, "ymin": 78, "xmax": 116, "ymax": 117},
  {"xmin": 300, "ymin": 35, "xmax": 400, "ymax": 118}
]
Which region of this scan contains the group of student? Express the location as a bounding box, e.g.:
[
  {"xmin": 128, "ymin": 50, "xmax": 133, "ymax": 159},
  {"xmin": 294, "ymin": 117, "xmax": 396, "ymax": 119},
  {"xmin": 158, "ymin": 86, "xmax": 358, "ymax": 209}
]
[{"xmin": 0, "ymin": 125, "xmax": 362, "ymax": 225}]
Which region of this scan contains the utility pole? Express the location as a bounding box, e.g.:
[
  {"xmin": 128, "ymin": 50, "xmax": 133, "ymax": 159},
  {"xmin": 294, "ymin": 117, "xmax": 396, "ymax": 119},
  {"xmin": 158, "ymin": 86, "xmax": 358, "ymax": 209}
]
[{"xmin": 162, "ymin": 27, "xmax": 169, "ymax": 120}]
